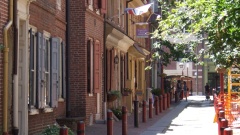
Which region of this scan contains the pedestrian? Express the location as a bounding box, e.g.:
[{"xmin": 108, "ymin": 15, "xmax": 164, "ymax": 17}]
[
  {"xmin": 205, "ymin": 83, "xmax": 210, "ymax": 100},
  {"xmin": 176, "ymin": 80, "xmax": 181, "ymax": 102},
  {"xmin": 183, "ymin": 81, "xmax": 188, "ymax": 101}
]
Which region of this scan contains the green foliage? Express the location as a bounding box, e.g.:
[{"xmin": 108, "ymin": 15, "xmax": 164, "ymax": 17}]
[
  {"xmin": 151, "ymin": 88, "xmax": 161, "ymax": 96},
  {"xmin": 150, "ymin": 0, "xmax": 240, "ymax": 69},
  {"xmin": 122, "ymin": 88, "xmax": 132, "ymax": 93},
  {"xmin": 40, "ymin": 124, "xmax": 74, "ymax": 135},
  {"xmin": 107, "ymin": 90, "xmax": 121, "ymax": 98},
  {"xmin": 111, "ymin": 108, "xmax": 122, "ymax": 120}
]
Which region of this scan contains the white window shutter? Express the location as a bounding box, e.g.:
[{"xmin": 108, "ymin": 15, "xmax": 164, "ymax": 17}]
[
  {"xmin": 37, "ymin": 32, "xmax": 45, "ymax": 108},
  {"xmin": 50, "ymin": 37, "xmax": 60, "ymax": 108}
]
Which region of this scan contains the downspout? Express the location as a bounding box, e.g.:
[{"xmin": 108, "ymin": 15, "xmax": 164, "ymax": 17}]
[
  {"xmin": 103, "ymin": 14, "xmax": 107, "ymax": 121},
  {"xmin": 3, "ymin": 0, "xmax": 13, "ymax": 134},
  {"xmin": 12, "ymin": 0, "xmax": 19, "ymax": 134},
  {"xmin": 66, "ymin": 0, "xmax": 71, "ymax": 117},
  {"xmin": 126, "ymin": 0, "xmax": 133, "ymax": 34}
]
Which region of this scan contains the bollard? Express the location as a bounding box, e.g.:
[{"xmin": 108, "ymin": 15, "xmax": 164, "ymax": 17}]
[
  {"xmin": 168, "ymin": 93, "xmax": 171, "ymax": 108},
  {"xmin": 163, "ymin": 94, "xmax": 166, "ymax": 110},
  {"xmin": 175, "ymin": 91, "xmax": 178, "ymax": 103},
  {"xmin": 218, "ymin": 117, "xmax": 223, "ymax": 135},
  {"xmin": 219, "ymin": 110, "xmax": 225, "ymax": 119},
  {"xmin": 220, "ymin": 119, "xmax": 228, "ymax": 135},
  {"xmin": 224, "ymin": 128, "xmax": 233, "ymax": 135},
  {"xmin": 134, "ymin": 100, "xmax": 139, "ymax": 128},
  {"xmin": 155, "ymin": 96, "xmax": 159, "ymax": 115},
  {"xmin": 142, "ymin": 100, "xmax": 146, "ymax": 123},
  {"xmin": 77, "ymin": 121, "xmax": 85, "ymax": 135},
  {"xmin": 122, "ymin": 106, "xmax": 127, "ymax": 135},
  {"xmin": 60, "ymin": 127, "xmax": 68, "ymax": 135},
  {"xmin": 149, "ymin": 98, "xmax": 153, "ymax": 119},
  {"xmin": 159, "ymin": 95, "xmax": 162, "ymax": 113},
  {"xmin": 170, "ymin": 92, "xmax": 172, "ymax": 105},
  {"xmin": 107, "ymin": 110, "xmax": 113, "ymax": 135}
]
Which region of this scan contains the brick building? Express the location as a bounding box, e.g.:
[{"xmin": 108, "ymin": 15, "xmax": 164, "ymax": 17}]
[
  {"xmin": 0, "ymin": 0, "xmax": 154, "ymax": 134},
  {"xmin": 0, "ymin": 0, "xmax": 9, "ymax": 134}
]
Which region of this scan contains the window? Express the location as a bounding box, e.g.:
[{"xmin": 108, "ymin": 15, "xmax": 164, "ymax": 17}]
[
  {"xmin": 87, "ymin": 39, "xmax": 94, "ymax": 94},
  {"xmin": 28, "ymin": 28, "xmax": 64, "ymax": 112},
  {"xmin": 56, "ymin": 0, "xmax": 61, "ymax": 10}
]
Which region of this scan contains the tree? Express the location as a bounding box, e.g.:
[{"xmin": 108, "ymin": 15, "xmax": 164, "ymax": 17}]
[{"xmin": 147, "ymin": 0, "xmax": 240, "ymax": 70}]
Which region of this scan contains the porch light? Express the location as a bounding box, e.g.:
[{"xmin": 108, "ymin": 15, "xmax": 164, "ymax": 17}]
[{"xmin": 114, "ymin": 55, "xmax": 119, "ymax": 64}]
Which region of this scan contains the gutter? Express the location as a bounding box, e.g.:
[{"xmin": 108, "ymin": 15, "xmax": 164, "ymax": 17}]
[
  {"xmin": 66, "ymin": 0, "xmax": 71, "ymax": 117},
  {"xmin": 126, "ymin": 0, "xmax": 133, "ymax": 34},
  {"xmin": 3, "ymin": 0, "xmax": 13, "ymax": 134},
  {"xmin": 12, "ymin": 0, "xmax": 19, "ymax": 134}
]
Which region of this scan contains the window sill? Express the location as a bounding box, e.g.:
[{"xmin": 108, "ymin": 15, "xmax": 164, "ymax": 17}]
[
  {"xmin": 43, "ymin": 107, "xmax": 53, "ymax": 113},
  {"xmin": 58, "ymin": 98, "xmax": 65, "ymax": 102},
  {"xmin": 29, "ymin": 108, "xmax": 39, "ymax": 115},
  {"xmin": 88, "ymin": 93, "xmax": 93, "ymax": 97},
  {"xmin": 88, "ymin": 5, "xmax": 93, "ymax": 11}
]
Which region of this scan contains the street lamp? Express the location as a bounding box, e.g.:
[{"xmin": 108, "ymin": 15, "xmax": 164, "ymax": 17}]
[{"xmin": 179, "ymin": 62, "xmax": 187, "ymax": 76}]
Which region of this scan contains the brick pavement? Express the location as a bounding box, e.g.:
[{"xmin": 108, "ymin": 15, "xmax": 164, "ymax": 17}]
[
  {"xmin": 85, "ymin": 99, "xmax": 182, "ymax": 135},
  {"xmin": 84, "ymin": 96, "xmax": 240, "ymax": 135}
]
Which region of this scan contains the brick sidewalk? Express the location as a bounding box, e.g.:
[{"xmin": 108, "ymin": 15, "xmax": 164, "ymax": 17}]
[{"xmin": 85, "ymin": 100, "xmax": 180, "ymax": 135}]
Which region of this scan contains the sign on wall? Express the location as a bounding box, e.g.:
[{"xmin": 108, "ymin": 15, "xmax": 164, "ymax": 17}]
[{"xmin": 136, "ymin": 24, "xmax": 149, "ymax": 38}]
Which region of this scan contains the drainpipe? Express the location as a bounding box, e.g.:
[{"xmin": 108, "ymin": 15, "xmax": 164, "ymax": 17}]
[
  {"xmin": 103, "ymin": 14, "xmax": 107, "ymax": 121},
  {"xmin": 66, "ymin": 0, "xmax": 71, "ymax": 117},
  {"xmin": 126, "ymin": 0, "xmax": 133, "ymax": 34},
  {"xmin": 3, "ymin": 0, "xmax": 13, "ymax": 134},
  {"xmin": 12, "ymin": 0, "xmax": 19, "ymax": 134}
]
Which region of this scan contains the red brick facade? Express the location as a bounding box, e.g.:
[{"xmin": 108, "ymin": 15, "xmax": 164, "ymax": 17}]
[
  {"xmin": 68, "ymin": 1, "xmax": 104, "ymax": 125},
  {"xmin": 0, "ymin": 0, "xmax": 8, "ymax": 131},
  {"xmin": 28, "ymin": 1, "xmax": 66, "ymax": 134}
]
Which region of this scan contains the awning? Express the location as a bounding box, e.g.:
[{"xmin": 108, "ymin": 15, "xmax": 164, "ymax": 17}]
[
  {"xmin": 128, "ymin": 43, "xmax": 146, "ymax": 58},
  {"xmin": 105, "ymin": 23, "xmax": 134, "ymax": 52}
]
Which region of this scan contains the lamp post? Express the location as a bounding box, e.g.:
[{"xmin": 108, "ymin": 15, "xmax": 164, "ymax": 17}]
[
  {"xmin": 195, "ymin": 72, "xmax": 198, "ymax": 95},
  {"xmin": 179, "ymin": 62, "xmax": 185, "ymax": 76}
]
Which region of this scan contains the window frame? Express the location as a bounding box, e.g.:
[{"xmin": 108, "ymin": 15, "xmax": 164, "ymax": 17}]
[
  {"xmin": 28, "ymin": 26, "xmax": 39, "ymax": 115},
  {"xmin": 28, "ymin": 27, "xmax": 64, "ymax": 114},
  {"xmin": 87, "ymin": 38, "xmax": 94, "ymax": 96}
]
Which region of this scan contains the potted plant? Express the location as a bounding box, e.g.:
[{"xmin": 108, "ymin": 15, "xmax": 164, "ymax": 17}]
[
  {"xmin": 107, "ymin": 90, "xmax": 121, "ymax": 102},
  {"xmin": 122, "ymin": 88, "xmax": 132, "ymax": 96},
  {"xmin": 151, "ymin": 88, "xmax": 161, "ymax": 96}
]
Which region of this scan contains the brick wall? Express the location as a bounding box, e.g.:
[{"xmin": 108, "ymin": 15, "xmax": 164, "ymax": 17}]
[
  {"xmin": 86, "ymin": 11, "xmax": 104, "ymax": 125},
  {"xmin": 28, "ymin": 0, "xmax": 66, "ymax": 134},
  {"xmin": 69, "ymin": 0, "xmax": 104, "ymax": 125},
  {"xmin": 0, "ymin": 0, "xmax": 8, "ymax": 131}
]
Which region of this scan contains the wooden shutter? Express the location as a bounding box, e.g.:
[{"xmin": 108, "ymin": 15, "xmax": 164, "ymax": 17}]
[
  {"xmin": 106, "ymin": 49, "xmax": 110, "ymax": 91},
  {"xmin": 111, "ymin": 49, "xmax": 114, "ymax": 89},
  {"xmin": 94, "ymin": 41, "xmax": 100, "ymax": 93},
  {"xmin": 29, "ymin": 29, "xmax": 34, "ymax": 106},
  {"xmin": 36, "ymin": 32, "xmax": 45, "ymax": 108},
  {"xmin": 87, "ymin": 40, "xmax": 91, "ymax": 93},
  {"xmin": 50, "ymin": 37, "xmax": 60, "ymax": 108},
  {"xmin": 100, "ymin": 0, "xmax": 107, "ymax": 13},
  {"xmin": 62, "ymin": 42, "xmax": 66, "ymax": 98},
  {"xmin": 93, "ymin": 0, "xmax": 99, "ymax": 9},
  {"xmin": 87, "ymin": 0, "xmax": 91, "ymax": 5},
  {"xmin": 125, "ymin": 53, "xmax": 128, "ymax": 80}
]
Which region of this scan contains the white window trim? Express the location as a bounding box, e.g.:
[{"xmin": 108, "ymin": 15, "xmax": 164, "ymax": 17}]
[
  {"xmin": 88, "ymin": 38, "xmax": 94, "ymax": 96},
  {"xmin": 56, "ymin": 0, "xmax": 61, "ymax": 10},
  {"xmin": 43, "ymin": 30, "xmax": 52, "ymax": 110},
  {"xmin": 88, "ymin": 0, "xmax": 93, "ymax": 11},
  {"xmin": 28, "ymin": 25, "xmax": 38, "ymax": 113},
  {"xmin": 58, "ymin": 38, "xmax": 65, "ymax": 102}
]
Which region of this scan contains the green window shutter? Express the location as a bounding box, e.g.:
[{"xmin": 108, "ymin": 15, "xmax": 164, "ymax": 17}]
[{"xmin": 50, "ymin": 37, "xmax": 60, "ymax": 107}]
